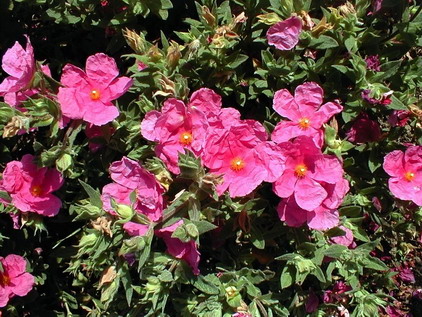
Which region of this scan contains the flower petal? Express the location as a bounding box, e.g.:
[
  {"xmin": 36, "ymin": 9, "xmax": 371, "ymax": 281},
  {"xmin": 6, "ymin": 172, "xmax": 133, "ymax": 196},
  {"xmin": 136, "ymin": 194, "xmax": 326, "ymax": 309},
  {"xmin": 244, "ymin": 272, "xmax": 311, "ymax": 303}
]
[
  {"xmin": 295, "ymin": 177, "xmax": 327, "ymax": 211},
  {"xmin": 85, "ymin": 53, "xmax": 119, "ymax": 88}
]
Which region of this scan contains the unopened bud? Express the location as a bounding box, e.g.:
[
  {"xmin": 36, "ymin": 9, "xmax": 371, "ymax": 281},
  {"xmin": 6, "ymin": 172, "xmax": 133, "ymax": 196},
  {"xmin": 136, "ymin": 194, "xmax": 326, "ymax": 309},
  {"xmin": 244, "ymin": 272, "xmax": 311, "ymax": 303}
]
[
  {"xmin": 115, "ymin": 204, "xmax": 134, "ymax": 219},
  {"xmin": 257, "ymin": 13, "xmax": 281, "ymax": 25},
  {"xmin": 166, "ymin": 41, "xmax": 182, "ymax": 68}
]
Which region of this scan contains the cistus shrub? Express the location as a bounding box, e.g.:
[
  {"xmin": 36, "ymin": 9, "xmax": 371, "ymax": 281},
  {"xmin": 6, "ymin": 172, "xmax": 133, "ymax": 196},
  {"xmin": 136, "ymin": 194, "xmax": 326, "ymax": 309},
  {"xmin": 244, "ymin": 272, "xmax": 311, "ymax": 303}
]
[{"xmin": 0, "ymin": 0, "xmax": 421, "ymax": 316}]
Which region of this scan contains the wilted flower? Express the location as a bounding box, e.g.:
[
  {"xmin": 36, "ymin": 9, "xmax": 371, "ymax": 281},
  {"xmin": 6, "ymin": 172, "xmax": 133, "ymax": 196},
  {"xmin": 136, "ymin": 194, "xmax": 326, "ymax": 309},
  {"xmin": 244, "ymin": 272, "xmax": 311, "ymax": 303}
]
[
  {"xmin": 57, "ymin": 53, "xmax": 132, "ymax": 125},
  {"xmin": 0, "ymin": 254, "xmax": 35, "ymax": 307},
  {"xmin": 323, "ymin": 281, "xmax": 352, "ymax": 303},
  {"xmin": 346, "ymin": 113, "xmax": 382, "ymax": 144},
  {"xmin": 155, "ymin": 220, "xmax": 200, "ymax": 275},
  {"xmin": 271, "ymin": 82, "xmax": 343, "ymax": 148},
  {"xmin": 361, "ymin": 89, "xmax": 392, "ymax": 105},
  {"xmin": 0, "ymin": 154, "xmax": 63, "ymax": 217},
  {"xmin": 85, "ymin": 123, "xmax": 115, "ymax": 152},
  {"xmin": 388, "ymin": 110, "xmax": 411, "ymax": 127},
  {"xmin": 365, "ymin": 55, "xmax": 381, "ymax": 72},
  {"xmin": 383, "ymin": 146, "xmax": 422, "ymax": 206},
  {"xmin": 266, "ymin": 16, "xmax": 302, "ymax": 50}
]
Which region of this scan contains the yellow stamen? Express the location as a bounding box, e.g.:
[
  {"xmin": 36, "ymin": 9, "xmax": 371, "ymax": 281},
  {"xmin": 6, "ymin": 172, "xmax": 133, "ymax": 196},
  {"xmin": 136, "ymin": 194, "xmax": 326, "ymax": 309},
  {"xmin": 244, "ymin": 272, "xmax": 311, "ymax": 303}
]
[
  {"xmin": 404, "ymin": 171, "xmax": 415, "ymax": 182},
  {"xmin": 30, "ymin": 185, "xmax": 43, "ymax": 197},
  {"xmin": 298, "ymin": 117, "xmax": 311, "ymax": 129},
  {"xmin": 179, "ymin": 132, "xmax": 193, "ymax": 146},
  {"xmin": 294, "ymin": 164, "xmax": 308, "ymax": 178},
  {"xmin": 230, "ymin": 157, "xmax": 245, "ymax": 172},
  {"xmin": 90, "ymin": 89, "xmax": 101, "ymax": 100}
]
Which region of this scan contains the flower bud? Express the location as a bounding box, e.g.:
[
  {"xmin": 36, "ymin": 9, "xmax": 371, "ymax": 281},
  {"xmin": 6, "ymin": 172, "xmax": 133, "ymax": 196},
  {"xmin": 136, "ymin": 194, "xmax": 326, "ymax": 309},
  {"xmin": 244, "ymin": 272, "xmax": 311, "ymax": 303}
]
[{"xmin": 115, "ymin": 204, "xmax": 134, "ymax": 219}]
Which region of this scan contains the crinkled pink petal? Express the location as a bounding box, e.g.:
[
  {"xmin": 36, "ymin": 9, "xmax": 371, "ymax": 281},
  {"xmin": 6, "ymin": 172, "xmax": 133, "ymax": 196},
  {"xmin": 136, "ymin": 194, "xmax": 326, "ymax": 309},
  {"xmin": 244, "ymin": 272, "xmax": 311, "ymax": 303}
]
[
  {"xmin": 141, "ymin": 110, "xmax": 161, "ymax": 141},
  {"xmin": 188, "ymin": 88, "xmax": 222, "ymax": 115},
  {"xmin": 101, "ymin": 183, "xmax": 132, "ymax": 213},
  {"xmin": 105, "ymin": 76, "xmax": 133, "ymax": 100},
  {"xmin": 244, "ymin": 119, "xmax": 268, "ymax": 141},
  {"xmin": 295, "ymin": 82, "xmax": 324, "ymax": 111},
  {"xmin": 322, "ymin": 179, "xmax": 350, "ymax": 210},
  {"xmin": 0, "ymin": 287, "xmax": 13, "ymax": 307},
  {"xmin": 307, "ymin": 207, "xmax": 339, "ymax": 230},
  {"xmin": 267, "ymin": 16, "xmax": 302, "ymax": 50},
  {"xmin": 271, "ymin": 121, "xmax": 319, "ymax": 144},
  {"xmin": 9, "ymin": 273, "xmax": 34, "ymax": 297},
  {"xmin": 404, "ymin": 146, "xmax": 422, "ymax": 171},
  {"xmin": 273, "ymin": 89, "xmax": 301, "ymax": 121},
  {"xmin": 57, "ymin": 87, "xmax": 84, "ymax": 120},
  {"xmin": 257, "ymin": 141, "xmax": 286, "ymax": 182},
  {"xmin": 85, "ymin": 53, "xmax": 119, "ymax": 88},
  {"xmin": 123, "ymin": 222, "xmax": 150, "ymax": 236},
  {"xmin": 109, "ymin": 157, "xmax": 146, "ymax": 188},
  {"xmin": 383, "ymin": 150, "xmax": 405, "ymax": 177},
  {"xmin": 83, "ymin": 100, "xmax": 119, "ymax": 126},
  {"xmin": 28, "ymin": 194, "xmax": 62, "ymax": 217},
  {"xmin": 155, "ymin": 142, "xmax": 183, "ymax": 174},
  {"xmin": 277, "ymin": 197, "xmax": 307, "ymax": 227},
  {"xmin": 42, "ymin": 168, "xmax": 64, "ymax": 193},
  {"xmin": 60, "ymin": 64, "xmax": 89, "ymax": 87},
  {"xmin": 311, "ymin": 155, "xmax": 343, "ymax": 184},
  {"xmin": 273, "ymin": 169, "xmax": 297, "ymax": 198},
  {"xmin": 295, "ymin": 177, "xmax": 327, "ymax": 211},
  {"xmin": 2, "ymin": 36, "xmax": 34, "ymax": 79},
  {"xmin": 312, "ymin": 102, "xmax": 343, "ymax": 127},
  {"xmin": 3, "ymin": 254, "xmax": 27, "ymax": 278},
  {"xmin": 388, "ymin": 178, "xmax": 419, "ymax": 201},
  {"xmin": 1, "ymin": 161, "xmax": 24, "ymax": 193},
  {"xmin": 330, "ymin": 225, "xmax": 354, "ymax": 247}
]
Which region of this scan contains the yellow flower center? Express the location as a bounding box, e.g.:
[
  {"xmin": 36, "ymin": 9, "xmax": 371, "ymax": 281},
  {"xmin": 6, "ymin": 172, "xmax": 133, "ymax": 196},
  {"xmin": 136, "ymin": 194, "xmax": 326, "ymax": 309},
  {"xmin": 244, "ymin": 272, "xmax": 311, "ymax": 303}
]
[
  {"xmin": 179, "ymin": 132, "xmax": 193, "ymax": 145},
  {"xmin": 298, "ymin": 117, "xmax": 311, "ymax": 129},
  {"xmin": 230, "ymin": 157, "xmax": 245, "ymax": 172},
  {"xmin": 404, "ymin": 171, "xmax": 415, "ymax": 182},
  {"xmin": 294, "ymin": 164, "xmax": 308, "ymax": 178},
  {"xmin": 0, "ymin": 272, "xmax": 10, "ymax": 287},
  {"xmin": 30, "ymin": 185, "xmax": 43, "ymax": 197},
  {"xmin": 90, "ymin": 89, "xmax": 101, "ymax": 100}
]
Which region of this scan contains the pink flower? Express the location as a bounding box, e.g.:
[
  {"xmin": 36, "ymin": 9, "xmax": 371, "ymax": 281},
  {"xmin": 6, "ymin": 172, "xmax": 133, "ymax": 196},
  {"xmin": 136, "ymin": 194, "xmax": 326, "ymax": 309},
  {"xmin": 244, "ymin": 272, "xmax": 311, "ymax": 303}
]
[
  {"xmin": 346, "ymin": 113, "xmax": 382, "ymax": 144},
  {"xmin": 0, "ymin": 35, "xmax": 38, "ymax": 107},
  {"xmin": 267, "ymin": 16, "xmax": 302, "ymax": 50},
  {"xmin": 273, "ymin": 136, "xmax": 346, "ymax": 211},
  {"xmin": 155, "ymin": 220, "xmax": 200, "ymax": 275},
  {"xmin": 383, "ymin": 146, "xmax": 422, "ymax": 206},
  {"xmin": 203, "ymin": 120, "xmax": 285, "ymax": 197},
  {"xmin": 0, "ymin": 154, "xmax": 63, "ymax": 217},
  {"xmin": 329, "ymin": 225, "xmax": 354, "ymax": 247},
  {"xmin": 271, "ymin": 82, "xmax": 343, "ymax": 147},
  {"xmin": 323, "ymin": 281, "xmax": 351, "ymax": 304},
  {"xmin": 0, "ymin": 254, "xmax": 35, "ymax": 307},
  {"xmin": 57, "ymin": 53, "xmax": 133, "ymax": 125},
  {"xmin": 101, "ymin": 157, "xmax": 165, "ymax": 236},
  {"xmin": 141, "ymin": 92, "xmax": 211, "ymax": 174}
]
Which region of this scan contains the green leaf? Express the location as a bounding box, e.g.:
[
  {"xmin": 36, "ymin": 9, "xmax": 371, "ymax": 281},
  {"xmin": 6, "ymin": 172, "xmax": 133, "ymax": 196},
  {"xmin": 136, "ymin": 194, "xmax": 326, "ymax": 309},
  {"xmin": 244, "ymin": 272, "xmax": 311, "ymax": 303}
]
[
  {"xmin": 78, "ymin": 180, "xmax": 103, "ymax": 209},
  {"xmin": 192, "ymin": 274, "xmax": 220, "ymax": 295},
  {"xmin": 361, "ymin": 256, "xmax": 389, "ymax": 271},
  {"xmin": 388, "ymin": 95, "xmax": 408, "ymax": 110},
  {"xmin": 192, "ymin": 220, "xmax": 218, "ymax": 235},
  {"xmin": 324, "ymin": 245, "xmax": 347, "ymax": 258},
  {"xmin": 280, "ymin": 266, "xmax": 294, "ymax": 289},
  {"xmin": 309, "ymin": 35, "xmax": 339, "ymax": 49}
]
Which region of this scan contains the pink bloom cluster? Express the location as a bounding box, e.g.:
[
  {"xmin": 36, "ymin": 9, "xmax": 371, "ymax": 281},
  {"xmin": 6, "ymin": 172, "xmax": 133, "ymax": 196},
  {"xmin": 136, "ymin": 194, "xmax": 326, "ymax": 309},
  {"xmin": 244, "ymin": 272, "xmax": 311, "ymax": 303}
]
[
  {"xmin": 0, "ymin": 154, "xmax": 64, "ymax": 217},
  {"xmin": 58, "ymin": 53, "xmax": 132, "ymax": 126},
  {"xmin": 383, "ymin": 146, "xmax": 422, "ymax": 206},
  {"xmin": 101, "ymin": 157, "xmax": 200, "ymax": 274},
  {"xmin": 141, "ymin": 88, "xmax": 284, "ymax": 197},
  {"xmin": 272, "ymin": 82, "xmax": 343, "ymax": 148},
  {"xmin": 101, "ymin": 156, "xmax": 165, "ymax": 236},
  {"xmin": 273, "ymin": 137, "xmax": 349, "ymax": 230},
  {"xmin": 0, "ymin": 254, "xmax": 35, "ymax": 307},
  {"xmin": 266, "ymin": 16, "xmax": 302, "ymax": 51},
  {"xmin": 0, "ymin": 36, "xmax": 50, "ymax": 108}
]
